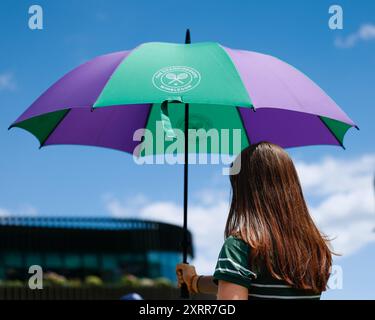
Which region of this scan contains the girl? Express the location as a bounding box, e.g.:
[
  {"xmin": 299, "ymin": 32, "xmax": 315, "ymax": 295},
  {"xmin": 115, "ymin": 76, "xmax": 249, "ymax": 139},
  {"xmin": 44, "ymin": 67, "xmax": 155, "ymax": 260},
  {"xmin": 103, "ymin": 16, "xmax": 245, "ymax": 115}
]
[{"xmin": 176, "ymin": 142, "xmax": 332, "ymax": 300}]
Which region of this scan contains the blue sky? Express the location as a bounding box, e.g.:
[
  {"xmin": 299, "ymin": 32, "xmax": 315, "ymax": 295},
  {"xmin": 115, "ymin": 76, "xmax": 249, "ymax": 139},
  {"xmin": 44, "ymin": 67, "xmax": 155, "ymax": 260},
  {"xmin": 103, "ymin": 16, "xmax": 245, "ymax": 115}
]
[{"xmin": 0, "ymin": 0, "xmax": 374, "ymax": 299}]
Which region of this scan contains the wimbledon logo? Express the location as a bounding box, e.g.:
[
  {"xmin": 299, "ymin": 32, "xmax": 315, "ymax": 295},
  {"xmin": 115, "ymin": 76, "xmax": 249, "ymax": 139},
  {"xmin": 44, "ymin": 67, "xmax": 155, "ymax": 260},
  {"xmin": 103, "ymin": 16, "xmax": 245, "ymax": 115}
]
[{"xmin": 152, "ymin": 66, "xmax": 201, "ymax": 94}]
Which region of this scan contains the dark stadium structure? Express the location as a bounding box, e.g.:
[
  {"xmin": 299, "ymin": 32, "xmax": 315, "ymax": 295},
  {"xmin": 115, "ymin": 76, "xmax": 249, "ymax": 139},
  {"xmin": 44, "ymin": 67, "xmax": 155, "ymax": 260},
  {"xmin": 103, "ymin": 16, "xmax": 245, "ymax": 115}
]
[{"xmin": 0, "ymin": 216, "xmax": 193, "ymax": 282}]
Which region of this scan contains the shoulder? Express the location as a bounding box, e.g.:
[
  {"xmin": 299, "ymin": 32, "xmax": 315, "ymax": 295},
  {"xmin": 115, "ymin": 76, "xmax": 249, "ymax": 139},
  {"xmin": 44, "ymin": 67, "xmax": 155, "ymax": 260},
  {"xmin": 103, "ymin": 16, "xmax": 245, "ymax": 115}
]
[
  {"xmin": 224, "ymin": 235, "xmax": 250, "ymax": 250},
  {"xmin": 221, "ymin": 235, "xmax": 251, "ymax": 259},
  {"xmin": 213, "ymin": 235, "xmax": 257, "ymax": 289}
]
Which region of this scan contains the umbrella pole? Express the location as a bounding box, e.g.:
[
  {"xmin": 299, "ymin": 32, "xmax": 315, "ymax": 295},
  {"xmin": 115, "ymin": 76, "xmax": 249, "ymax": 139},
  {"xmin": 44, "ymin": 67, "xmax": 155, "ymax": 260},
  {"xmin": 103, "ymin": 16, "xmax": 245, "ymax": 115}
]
[
  {"xmin": 180, "ymin": 102, "xmax": 190, "ymax": 299},
  {"xmin": 180, "ymin": 28, "xmax": 191, "ymax": 299}
]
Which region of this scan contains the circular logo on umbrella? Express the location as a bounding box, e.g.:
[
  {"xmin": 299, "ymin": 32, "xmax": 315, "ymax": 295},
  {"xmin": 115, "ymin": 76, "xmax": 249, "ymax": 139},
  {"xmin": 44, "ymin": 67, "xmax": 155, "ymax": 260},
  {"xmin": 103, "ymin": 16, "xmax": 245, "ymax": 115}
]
[{"xmin": 152, "ymin": 66, "xmax": 201, "ymax": 93}]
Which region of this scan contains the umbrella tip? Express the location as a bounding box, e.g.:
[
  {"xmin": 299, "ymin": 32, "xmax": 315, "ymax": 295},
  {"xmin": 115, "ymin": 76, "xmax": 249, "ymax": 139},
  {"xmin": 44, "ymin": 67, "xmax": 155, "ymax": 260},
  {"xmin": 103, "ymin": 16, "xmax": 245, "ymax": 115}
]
[
  {"xmin": 355, "ymin": 125, "xmax": 360, "ymax": 131},
  {"xmin": 185, "ymin": 29, "xmax": 191, "ymax": 44},
  {"xmin": 7, "ymin": 124, "xmax": 13, "ymax": 131}
]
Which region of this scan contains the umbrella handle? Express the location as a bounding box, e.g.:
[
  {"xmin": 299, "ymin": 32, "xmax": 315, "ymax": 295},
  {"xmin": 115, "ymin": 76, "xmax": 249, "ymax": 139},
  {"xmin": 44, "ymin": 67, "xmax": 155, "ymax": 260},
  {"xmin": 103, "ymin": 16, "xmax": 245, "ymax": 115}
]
[
  {"xmin": 180, "ymin": 283, "xmax": 190, "ymax": 299},
  {"xmin": 178, "ymin": 260, "xmax": 190, "ymax": 299}
]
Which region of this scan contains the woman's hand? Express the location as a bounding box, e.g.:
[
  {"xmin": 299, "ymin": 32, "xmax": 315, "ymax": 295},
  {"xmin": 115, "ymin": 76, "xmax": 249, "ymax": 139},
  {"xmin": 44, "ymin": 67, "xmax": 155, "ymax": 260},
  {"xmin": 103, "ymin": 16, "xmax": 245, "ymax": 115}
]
[{"xmin": 176, "ymin": 263, "xmax": 199, "ymax": 293}]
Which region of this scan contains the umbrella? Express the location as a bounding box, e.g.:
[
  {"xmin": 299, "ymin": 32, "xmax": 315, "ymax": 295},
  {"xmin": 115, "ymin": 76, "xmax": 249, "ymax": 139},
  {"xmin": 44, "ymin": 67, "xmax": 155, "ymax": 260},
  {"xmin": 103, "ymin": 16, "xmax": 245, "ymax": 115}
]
[{"xmin": 9, "ymin": 30, "xmax": 356, "ymax": 298}]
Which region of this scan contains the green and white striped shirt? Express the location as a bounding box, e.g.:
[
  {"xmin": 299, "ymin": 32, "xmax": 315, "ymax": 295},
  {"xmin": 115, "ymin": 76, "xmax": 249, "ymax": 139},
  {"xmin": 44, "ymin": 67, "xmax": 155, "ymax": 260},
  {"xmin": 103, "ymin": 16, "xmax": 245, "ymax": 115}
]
[{"xmin": 213, "ymin": 236, "xmax": 321, "ymax": 300}]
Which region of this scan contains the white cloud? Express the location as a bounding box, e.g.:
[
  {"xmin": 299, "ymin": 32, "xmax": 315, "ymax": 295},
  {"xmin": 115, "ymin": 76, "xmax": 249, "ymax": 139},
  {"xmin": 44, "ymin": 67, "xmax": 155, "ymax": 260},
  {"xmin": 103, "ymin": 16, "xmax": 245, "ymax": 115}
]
[
  {"xmin": 0, "ymin": 205, "xmax": 38, "ymax": 217},
  {"xmin": 0, "ymin": 208, "xmax": 11, "ymax": 217},
  {"xmin": 0, "ymin": 72, "xmax": 16, "ymax": 91},
  {"xmin": 296, "ymin": 154, "xmax": 375, "ymax": 256},
  {"xmin": 103, "ymin": 154, "xmax": 375, "ymax": 274},
  {"xmin": 102, "ymin": 193, "xmax": 148, "ymax": 218},
  {"xmin": 335, "ymin": 23, "xmax": 375, "ymax": 48},
  {"xmin": 296, "ymin": 155, "xmax": 373, "ymax": 195}
]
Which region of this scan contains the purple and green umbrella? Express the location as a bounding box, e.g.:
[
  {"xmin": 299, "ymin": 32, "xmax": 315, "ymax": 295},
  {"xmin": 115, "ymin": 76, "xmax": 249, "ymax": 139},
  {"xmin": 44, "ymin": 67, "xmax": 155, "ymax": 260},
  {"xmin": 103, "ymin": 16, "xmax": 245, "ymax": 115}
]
[
  {"xmin": 10, "ymin": 30, "xmax": 356, "ymax": 297},
  {"xmin": 10, "ymin": 39, "xmax": 356, "ymax": 151}
]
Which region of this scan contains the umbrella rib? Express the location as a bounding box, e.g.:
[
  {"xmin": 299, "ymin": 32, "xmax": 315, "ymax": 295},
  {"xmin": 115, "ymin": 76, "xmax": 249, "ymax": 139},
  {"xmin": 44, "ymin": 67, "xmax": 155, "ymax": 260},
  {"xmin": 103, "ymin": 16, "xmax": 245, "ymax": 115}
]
[
  {"xmin": 39, "ymin": 109, "xmax": 71, "ymax": 148},
  {"xmin": 317, "ymin": 115, "xmax": 345, "ymax": 150},
  {"xmin": 138, "ymin": 104, "xmax": 154, "ymax": 156},
  {"xmin": 236, "ymin": 106, "xmax": 252, "ymax": 146}
]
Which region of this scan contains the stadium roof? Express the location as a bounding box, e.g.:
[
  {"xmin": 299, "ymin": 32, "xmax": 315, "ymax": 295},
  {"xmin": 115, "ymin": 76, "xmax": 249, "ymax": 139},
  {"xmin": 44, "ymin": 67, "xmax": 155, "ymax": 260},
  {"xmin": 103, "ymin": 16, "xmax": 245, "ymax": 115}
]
[
  {"xmin": 0, "ymin": 216, "xmax": 174, "ymax": 231},
  {"xmin": 0, "ymin": 216, "xmax": 194, "ymax": 256}
]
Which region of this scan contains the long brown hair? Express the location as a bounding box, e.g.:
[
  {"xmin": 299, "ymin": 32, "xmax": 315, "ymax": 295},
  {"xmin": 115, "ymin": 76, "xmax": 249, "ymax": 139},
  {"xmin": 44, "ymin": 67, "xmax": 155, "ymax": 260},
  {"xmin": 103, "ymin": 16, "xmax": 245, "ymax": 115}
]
[{"xmin": 225, "ymin": 142, "xmax": 332, "ymax": 293}]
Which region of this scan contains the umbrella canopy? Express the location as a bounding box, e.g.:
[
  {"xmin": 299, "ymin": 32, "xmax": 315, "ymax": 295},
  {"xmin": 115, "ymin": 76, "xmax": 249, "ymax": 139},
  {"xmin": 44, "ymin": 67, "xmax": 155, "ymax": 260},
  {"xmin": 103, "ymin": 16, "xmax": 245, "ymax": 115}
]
[{"xmin": 10, "ymin": 42, "xmax": 355, "ymax": 151}]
